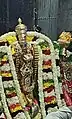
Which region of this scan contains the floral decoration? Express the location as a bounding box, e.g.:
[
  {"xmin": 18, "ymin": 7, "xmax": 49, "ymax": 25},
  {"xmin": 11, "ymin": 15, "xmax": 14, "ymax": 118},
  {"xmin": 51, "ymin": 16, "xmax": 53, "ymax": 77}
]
[{"xmin": 0, "ymin": 46, "xmax": 31, "ymax": 119}]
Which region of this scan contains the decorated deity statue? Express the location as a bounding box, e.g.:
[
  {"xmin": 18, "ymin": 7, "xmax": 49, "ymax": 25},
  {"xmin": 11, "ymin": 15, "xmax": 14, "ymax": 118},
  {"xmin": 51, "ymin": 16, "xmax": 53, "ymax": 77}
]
[
  {"xmin": 12, "ymin": 18, "xmax": 40, "ymax": 118},
  {"xmin": 14, "ymin": 18, "xmax": 34, "ymax": 99}
]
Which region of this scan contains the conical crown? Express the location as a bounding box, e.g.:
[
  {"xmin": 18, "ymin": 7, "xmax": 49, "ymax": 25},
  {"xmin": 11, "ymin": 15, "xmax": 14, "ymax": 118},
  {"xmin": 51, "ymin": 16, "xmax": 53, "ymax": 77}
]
[{"xmin": 15, "ymin": 18, "xmax": 27, "ymax": 35}]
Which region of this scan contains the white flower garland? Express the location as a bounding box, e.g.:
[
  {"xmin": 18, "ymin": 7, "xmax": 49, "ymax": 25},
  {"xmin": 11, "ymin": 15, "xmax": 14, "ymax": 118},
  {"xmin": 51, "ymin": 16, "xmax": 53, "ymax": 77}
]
[
  {"xmin": 0, "ymin": 113, "xmax": 5, "ymax": 118},
  {"xmin": 13, "ymin": 112, "xmax": 27, "ymax": 119},
  {"xmin": 0, "ymin": 76, "xmax": 12, "ymax": 119},
  {"xmin": 43, "ymin": 54, "xmax": 51, "ymax": 60},
  {"xmin": 56, "ymin": 66, "xmax": 60, "ymax": 77},
  {"xmin": 7, "ymin": 96, "xmax": 20, "ymax": 106},
  {"xmin": 54, "ymin": 49, "xmax": 59, "ymax": 59},
  {"xmin": 42, "ymin": 72, "xmax": 53, "ymax": 80},
  {"xmin": 44, "ymin": 90, "xmax": 55, "ymax": 98},
  {"xmin": 3, "ymin": 80, "xmax": 14, "ymax": 88},
  {"xmin": 0, "ymin": 31, "xmax": 16, "ymax": 41},
  {"xmin": 37, "ymin": 45, "xmax": 46, "ymax": 119},
  {"xmin": 0, "ymin": 46, "xmax": 30, "ymax": 119},
  {"xmin": 66, "ymin": 50, "xmax": 72, "ymax": 57},
  {"xmin": 7, "ymin": 46, "xmax": 31, "ymax": 119},
  {"xmin": 27, "ymin": 31, "xmax": 62, "ymax": 108},
  {"xmin": 0, "ymin": 63, "xmax": 10, "ymax": 71}
]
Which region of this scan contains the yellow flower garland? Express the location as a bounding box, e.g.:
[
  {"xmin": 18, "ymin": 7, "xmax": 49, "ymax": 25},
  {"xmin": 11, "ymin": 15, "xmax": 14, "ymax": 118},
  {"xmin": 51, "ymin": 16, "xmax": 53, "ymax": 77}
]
[
  {"xmin": 43, "ymin": 82, "xmax": 54, "ymax": 88},
  {"xmin": 5, "ymin": 36, "xmax": 17, "ymax": 44}
]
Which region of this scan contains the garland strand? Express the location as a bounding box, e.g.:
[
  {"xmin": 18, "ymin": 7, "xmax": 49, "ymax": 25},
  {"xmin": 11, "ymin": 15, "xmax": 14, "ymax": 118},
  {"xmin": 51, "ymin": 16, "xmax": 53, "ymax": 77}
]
[
  {"xmin": 7, "ymin": 46, "xmax": 31, "ymax": 119},
  {"xmin": 27, "ymin": 32, "xmax": 62, "ymax": 108},
  {"xmin": 0, "ymin": 76, "xmax": 12, "ymax": 119},
  {"xmin": 37, "ymin": 45, "xmax": 46, "ymax": 119}
]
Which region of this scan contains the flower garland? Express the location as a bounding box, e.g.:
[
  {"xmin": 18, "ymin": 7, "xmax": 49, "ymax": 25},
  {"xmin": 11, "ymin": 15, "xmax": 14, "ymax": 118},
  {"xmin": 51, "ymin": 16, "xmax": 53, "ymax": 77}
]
[
  {"xmin": 54, "ymin": 40, "xmax": 72, "ymax": 106},
  {"xmin": 0, "ymin": 31, "xmax": 35, "ymax": 45},
  {"xmin": 37, "ymin": 41, "xmax": 58, "ymax": 113},
  {"xmin": 0, "ymin": 32, "xmax": 16, "ymax": 44},
  {"xmin": 0, "ymin": 99, "xmax": 6, "ymax": 119},
  {"xmin": 7, "ymin": 46, "xmax": 26, "ymax": 106},
  {"xmin": 6, "ymin": 46, "xmax": 31, "ymax": 119},
  {"xmin": 0, "ymin": 76, "xmax": 12, "ymax": 119},
  {"xmin": 0, "ymin": 32, "xmax": 42, "ymax": 119},
  {"xmin": 0, "ymin": 31, "xmax": 62, "ymax": 117},
  {"xmin": 37, "ymin": 45, "xmax": 46, "ymax": 119},
  {"xmin": 7, "ymin": 46, "xmax": 31, "ymax": 119},
  {"xmin": 0, "ymin": 46, "xmax": 30, "ymax": 119},
  {"xmin": 27, "ymin": 32, "xmax": 62, "ymax": 108},
  {"xmin": 53, "ymin": 41, "xmax": 67, "ymax": 107}
]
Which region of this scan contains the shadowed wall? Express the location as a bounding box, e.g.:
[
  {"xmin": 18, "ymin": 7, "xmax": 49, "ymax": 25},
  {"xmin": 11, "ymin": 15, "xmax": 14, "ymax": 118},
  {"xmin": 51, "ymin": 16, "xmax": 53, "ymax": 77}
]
[
  {"xmin": 0, "ymin": 0, "xmax": 34, "ymax": 35},
  {"xmin": 0, "ymin": 0, "xmax": 72, "ymax": 40}
]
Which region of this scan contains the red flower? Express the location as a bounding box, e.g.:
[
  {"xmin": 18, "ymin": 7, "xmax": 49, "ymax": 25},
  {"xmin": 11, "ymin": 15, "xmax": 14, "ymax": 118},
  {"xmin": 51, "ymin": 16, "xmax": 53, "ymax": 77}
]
[
  {"xmin": 7, "ymin": 92, "xmax": 17, "ymax": 98},
  {"xmin": 43, "ymin": 60, "xmax": 52, "ymax": 66},
  {"xmin": 9, "ymin": 103, "xmax": 21, "ymax": 110},
  {"xmin": 44, "ymin": 96, "xmax": 56, "ymax": 103},
  {"xmin": 42, "ymin": 49, "xmax": 51, "ymax": 55},
  {"xmin": 43, "ymin": 85, "xmax": 54, "ymax": 93}
]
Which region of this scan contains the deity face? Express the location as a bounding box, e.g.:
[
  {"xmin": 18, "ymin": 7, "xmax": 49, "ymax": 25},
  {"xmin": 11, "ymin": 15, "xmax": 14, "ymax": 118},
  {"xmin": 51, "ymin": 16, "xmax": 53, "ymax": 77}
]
[
  {"xmin": 16, "ymin": 28, "xmax": 27, "ymax": 48},
  {"xmin": 18, "ymin": 28, "xmax": 26, "ymax": 40},
  {"xmin": 17, "ymin": 29, "xmax": 26, "ymax": 44}
]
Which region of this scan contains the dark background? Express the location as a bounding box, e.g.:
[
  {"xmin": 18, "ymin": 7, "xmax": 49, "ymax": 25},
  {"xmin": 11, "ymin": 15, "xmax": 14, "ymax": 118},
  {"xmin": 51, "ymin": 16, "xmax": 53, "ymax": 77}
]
[
  {"xmin": 0, "ymin": 0, "xmax": 34, "ymax": 35},
  {"xmin": 0, "ymin": 0, "xmax": 72, "ymax": 40},
  {"xmin": 37, "ymin": 0, "xmax": 72, "ymax": 40}
]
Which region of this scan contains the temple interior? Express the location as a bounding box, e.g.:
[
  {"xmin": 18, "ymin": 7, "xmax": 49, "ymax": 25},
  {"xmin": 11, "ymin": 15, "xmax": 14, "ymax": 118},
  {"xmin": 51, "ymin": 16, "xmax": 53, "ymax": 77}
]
[{"xmin": 0, "ymin": 0, "xmax": 72, "ymax": 119}]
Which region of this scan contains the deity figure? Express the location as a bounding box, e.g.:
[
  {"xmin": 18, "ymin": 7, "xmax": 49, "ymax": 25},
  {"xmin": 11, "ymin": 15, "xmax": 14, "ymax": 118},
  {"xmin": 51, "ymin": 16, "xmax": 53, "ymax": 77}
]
[{"xmin": 12, "ymin": 18, "xmax": 40, "ymax": 118}]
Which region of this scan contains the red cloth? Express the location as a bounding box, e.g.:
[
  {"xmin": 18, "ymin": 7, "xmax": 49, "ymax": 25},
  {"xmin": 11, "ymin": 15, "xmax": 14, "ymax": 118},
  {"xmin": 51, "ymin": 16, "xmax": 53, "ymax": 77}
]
[{"xmin": 62, "ymin": 81, "xmax": 72, "ymax": 106}]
